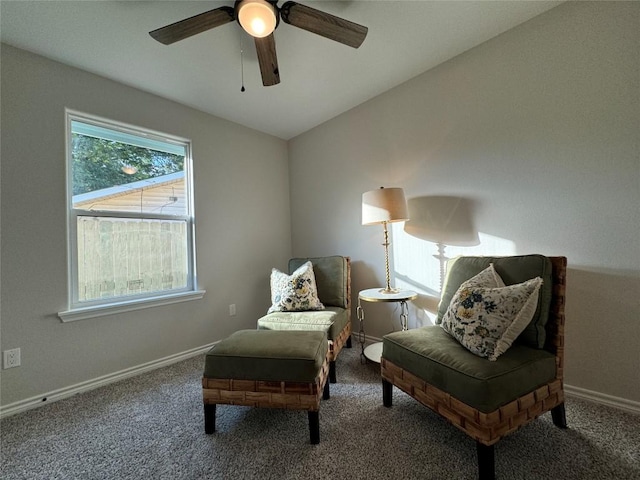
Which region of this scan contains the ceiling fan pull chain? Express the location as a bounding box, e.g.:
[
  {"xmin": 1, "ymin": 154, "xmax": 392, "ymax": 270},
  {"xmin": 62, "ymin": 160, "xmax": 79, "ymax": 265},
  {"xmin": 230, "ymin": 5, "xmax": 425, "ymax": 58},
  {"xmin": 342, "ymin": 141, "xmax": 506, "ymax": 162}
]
[{"xmin": 240, "ymin": 35, "xmax": 246, "ymax": 92}]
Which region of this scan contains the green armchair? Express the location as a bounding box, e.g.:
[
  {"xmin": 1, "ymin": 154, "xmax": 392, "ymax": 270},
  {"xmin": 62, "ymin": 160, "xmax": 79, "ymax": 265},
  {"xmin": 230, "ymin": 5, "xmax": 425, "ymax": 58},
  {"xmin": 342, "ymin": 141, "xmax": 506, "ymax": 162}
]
[
  {"xmin": 381, "ymin": 255, "xmax": 567, "ymax": 480},
  {"xmin": 257, "ymin": 255, "xmax": 352, "ymax": 383}
]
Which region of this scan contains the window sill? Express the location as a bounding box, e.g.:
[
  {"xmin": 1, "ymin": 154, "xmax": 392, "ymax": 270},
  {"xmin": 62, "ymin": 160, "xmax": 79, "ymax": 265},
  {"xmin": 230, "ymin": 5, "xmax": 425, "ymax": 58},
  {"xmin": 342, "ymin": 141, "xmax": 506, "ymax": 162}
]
[{"xmin": 58, "ymin": 290, "xmax": 206, "ymax": 322}]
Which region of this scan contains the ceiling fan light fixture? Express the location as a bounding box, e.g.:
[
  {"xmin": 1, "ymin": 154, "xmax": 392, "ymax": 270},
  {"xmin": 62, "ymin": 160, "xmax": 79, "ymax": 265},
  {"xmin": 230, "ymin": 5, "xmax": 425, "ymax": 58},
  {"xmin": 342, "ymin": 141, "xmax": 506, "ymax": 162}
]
[{"xmin": 237, "ymin": 0, "xmax": 277, "ymax": 38}]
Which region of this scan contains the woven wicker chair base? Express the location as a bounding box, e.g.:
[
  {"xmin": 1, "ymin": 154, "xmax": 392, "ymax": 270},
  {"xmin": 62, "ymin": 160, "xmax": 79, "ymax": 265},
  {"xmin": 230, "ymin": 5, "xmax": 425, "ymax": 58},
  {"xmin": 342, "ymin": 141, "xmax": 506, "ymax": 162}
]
[
  {"xmin": 381, "ymin": 359, "xmax": 565, "ymax": 445},
  {"xmin": 380, "ymin": 256, "xmax": 568, "ymax": 480},
  {"xmin": 203, "ymin": 355, "xmax": 330, "ymax": 444},
  {"xmin": 327, "ymin": 321, "xmax": 352, "ymax": 382}
]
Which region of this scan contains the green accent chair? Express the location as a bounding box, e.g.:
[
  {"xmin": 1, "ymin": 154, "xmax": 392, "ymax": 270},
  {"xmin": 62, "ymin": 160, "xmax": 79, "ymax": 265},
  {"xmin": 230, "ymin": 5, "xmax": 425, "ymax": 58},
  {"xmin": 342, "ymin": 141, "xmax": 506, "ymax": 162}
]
[
  {"xmin": 381, "ymin": 255, "xmax": 567, "ymax": 480},
  {"xmin": 258, "ymin": 256, "xmax": 352, "ymax": 383}
]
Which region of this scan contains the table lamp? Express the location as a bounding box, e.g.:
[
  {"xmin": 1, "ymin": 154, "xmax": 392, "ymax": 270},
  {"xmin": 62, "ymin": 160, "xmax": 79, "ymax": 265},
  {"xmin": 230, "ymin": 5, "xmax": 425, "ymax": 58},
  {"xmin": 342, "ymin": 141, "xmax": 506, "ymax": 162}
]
[{"xmin": 362, "ymin": 187, "xmax": 409, "ymax": 294}]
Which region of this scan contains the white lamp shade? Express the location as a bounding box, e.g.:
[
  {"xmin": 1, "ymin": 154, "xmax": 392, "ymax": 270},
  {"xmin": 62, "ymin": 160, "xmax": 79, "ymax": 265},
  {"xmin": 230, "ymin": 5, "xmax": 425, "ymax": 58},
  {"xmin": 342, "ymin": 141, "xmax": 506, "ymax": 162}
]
[
  {"xmin": 362, "ymin": 187, "xmax": 409, "ymax": 225},
  {"xmin": 237, "ymin": 0, "xmax": 277, "ymax": 38}
]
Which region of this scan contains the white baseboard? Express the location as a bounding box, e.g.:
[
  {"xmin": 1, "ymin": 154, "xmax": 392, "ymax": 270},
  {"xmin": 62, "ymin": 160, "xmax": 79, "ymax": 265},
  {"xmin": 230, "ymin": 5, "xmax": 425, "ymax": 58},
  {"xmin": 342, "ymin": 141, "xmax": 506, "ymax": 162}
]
[
  {"xmin": 3, "ymin": 340, "xmax": 638, "ymax": 419},
  {"xmin": 0, "ymin": 342, "xmax": 216, "ymax": 419},
  {"xmin": 564, "ymin": 384, "xmax": 640, "ymax": 415}
]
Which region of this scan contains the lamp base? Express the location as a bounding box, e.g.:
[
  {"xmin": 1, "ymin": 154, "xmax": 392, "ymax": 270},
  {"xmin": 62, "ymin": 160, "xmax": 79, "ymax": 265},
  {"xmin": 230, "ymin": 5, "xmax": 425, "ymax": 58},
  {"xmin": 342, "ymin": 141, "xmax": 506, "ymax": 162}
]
[{"xmin": 378, "ymin": 287, "xmax": 400, "ymax": 294}]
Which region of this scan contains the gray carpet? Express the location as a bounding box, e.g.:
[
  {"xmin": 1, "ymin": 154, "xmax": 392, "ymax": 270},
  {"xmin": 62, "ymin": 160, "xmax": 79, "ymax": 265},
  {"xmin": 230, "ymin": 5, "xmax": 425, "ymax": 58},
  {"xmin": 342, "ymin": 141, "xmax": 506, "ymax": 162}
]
[{"xmin": 1, "ymin": 345, "xmax": 639, "ymax": 480}]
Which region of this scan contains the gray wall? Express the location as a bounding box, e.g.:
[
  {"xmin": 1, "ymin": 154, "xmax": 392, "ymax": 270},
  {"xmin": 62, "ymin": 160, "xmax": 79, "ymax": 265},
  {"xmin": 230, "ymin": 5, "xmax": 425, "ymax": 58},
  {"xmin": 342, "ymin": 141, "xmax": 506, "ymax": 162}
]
[
  {"xmin": 288, "ymin": 2, "xmax": 640, "ymax": 402},
  {"xmin": 2, "ymin": 1, "xmax": 638, "ymax": 411},
  {"xmin": 1, "ymin": 45, "xmax": 291, "ymax": 407}
]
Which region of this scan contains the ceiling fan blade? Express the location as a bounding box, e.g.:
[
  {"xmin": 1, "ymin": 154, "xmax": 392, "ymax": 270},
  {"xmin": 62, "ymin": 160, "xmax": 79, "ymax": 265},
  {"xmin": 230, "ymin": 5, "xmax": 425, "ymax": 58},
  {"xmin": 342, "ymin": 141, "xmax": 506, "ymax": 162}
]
[
  {"xmin": 149, "ymin": 6, "xmax": 235, "ymax": 45},
  {"xmin": 280, "ymin": 1, "xmax": 367, "ymax": 49},
  {"xmin": 254, "ymin": 34, "xmax": 280, "ymax": 86}
]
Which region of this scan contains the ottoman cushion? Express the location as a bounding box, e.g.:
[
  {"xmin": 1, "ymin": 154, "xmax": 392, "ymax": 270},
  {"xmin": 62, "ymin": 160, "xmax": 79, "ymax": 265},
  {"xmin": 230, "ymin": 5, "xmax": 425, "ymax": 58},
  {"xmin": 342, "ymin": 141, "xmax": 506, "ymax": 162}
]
[{"xmin": 204, "ymin": 330, "xmax": 328, "ymax": 383}]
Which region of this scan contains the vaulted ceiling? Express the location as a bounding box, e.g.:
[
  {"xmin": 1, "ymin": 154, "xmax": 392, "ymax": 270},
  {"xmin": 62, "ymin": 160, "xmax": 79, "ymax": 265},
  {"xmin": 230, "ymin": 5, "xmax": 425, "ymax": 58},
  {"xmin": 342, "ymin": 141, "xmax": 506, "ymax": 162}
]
[{"xmin": 0, "ymin": 1, "xmax": 562, "ymax": 139}]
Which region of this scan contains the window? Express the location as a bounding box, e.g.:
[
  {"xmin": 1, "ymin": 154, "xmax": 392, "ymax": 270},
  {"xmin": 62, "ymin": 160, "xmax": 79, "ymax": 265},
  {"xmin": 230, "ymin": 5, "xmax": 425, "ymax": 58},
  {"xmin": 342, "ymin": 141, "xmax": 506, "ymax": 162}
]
[{"xmin": 59, "ymin": 111, "xmax": 202, "ymax": 321}]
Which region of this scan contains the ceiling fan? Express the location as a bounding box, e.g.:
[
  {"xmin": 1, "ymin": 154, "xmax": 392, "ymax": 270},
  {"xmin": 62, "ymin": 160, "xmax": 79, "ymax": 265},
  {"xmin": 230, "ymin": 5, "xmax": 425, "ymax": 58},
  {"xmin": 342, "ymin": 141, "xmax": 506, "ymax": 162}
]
[{"xmin": 149, "ymin": 0, "xmax": 368, "ymax": 87}]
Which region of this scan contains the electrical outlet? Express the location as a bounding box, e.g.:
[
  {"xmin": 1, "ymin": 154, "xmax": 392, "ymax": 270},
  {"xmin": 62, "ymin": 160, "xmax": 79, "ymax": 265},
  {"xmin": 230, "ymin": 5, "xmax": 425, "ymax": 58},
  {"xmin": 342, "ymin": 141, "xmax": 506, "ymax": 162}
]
[
  {"xmin": 3, "ymin": 348, "xmax": 21, "ymax": 369},
  {"xmin": 229, "ymin": 304, "xmax": 237, "ymax": 316}
]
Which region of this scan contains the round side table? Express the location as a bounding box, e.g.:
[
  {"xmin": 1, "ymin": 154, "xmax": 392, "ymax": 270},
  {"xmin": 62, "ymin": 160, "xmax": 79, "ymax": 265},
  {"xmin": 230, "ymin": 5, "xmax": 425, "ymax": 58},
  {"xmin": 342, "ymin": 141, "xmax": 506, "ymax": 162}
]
[{"xmin": 357, "ymin": 288, "xmax": 418, "ymax": 363}]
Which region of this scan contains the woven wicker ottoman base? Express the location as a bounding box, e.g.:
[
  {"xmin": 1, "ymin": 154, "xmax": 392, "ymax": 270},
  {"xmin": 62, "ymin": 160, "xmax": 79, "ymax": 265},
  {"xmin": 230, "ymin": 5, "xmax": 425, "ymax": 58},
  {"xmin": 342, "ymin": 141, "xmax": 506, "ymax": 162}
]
[{"xmin": 202, "ymin": 330, "xmax": 330, "ymax": 444}]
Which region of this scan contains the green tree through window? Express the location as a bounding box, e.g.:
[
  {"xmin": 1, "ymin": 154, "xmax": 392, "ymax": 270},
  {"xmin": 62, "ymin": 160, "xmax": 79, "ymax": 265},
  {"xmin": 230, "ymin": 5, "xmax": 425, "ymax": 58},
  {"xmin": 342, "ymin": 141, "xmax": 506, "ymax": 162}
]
[{"xmin": 71, "ymin": 134, "xmax": 184, "ymax": 195}]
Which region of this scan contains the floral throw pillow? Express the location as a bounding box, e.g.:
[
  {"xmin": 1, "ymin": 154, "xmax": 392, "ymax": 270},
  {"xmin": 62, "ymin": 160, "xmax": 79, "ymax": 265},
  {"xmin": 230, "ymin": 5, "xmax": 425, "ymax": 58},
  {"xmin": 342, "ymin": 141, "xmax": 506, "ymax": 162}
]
[
  {"xmin": 441, "ymin": 265, "xmax": 542, "ymax": 361},
  {"xmin": 267, "ymin": 261, "xmax": 325, "ymax": 313}
]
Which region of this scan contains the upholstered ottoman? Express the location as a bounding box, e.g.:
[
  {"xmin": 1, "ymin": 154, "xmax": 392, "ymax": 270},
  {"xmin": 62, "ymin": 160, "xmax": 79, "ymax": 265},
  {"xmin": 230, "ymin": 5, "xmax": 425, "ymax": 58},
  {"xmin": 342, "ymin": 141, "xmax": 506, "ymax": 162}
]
[{"xmin": 202, "ymin": 330, "xmax": 330, "ymax": 444}]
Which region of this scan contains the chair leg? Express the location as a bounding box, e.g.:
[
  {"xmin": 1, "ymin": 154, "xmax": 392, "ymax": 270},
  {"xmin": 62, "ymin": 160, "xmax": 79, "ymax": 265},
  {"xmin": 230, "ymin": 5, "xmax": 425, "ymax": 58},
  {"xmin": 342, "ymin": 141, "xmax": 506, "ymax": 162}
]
[
  {"xmin": 551, "ymin": 402, "xmax": 568, "ymax": 428},
  {"xmin": 329, "ymin": 360, "xmax": 337, "ymax": 384},
  {"xmin": 204, "ymin": 404, "xmax": 216, "ymax": 434},
  {"xmin": 308, "ymin": 411, "xmax": 320, "ymax": 444},
  {"xmin": 346, "ymin": 336, "xmax": 352, "ymax": 348},
  {"xmin": 476, "ymin": 442, "xmax": 495, "ymax": 480},
  {"xmin": 323, "ymin": 379, "xmax": 330, "ymax": 400},
  {"xmin": 382, "ymin": 379, "xmax": 393, "ymax": 407}
]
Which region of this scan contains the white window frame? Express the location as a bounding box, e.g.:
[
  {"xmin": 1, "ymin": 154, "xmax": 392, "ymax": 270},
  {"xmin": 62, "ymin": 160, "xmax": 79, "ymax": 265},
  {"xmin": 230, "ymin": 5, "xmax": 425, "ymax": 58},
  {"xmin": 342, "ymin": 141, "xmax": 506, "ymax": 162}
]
[{"xmin": 58, "ymin": 110, "xmax": 204, "ymax": 322}]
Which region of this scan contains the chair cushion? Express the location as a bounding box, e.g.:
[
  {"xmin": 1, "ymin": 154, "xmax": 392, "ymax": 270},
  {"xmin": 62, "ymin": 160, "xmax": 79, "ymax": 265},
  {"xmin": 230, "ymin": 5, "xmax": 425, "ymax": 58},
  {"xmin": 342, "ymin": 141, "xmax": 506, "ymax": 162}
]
[
  {"xmin": 257, "ymin": 307, "xmax": 348, "ymax": 341},
  {"xmin": 436, "ymin": 255, "xmax": 553, "ymax": 349},
  {"xmin": 382, "ymin": 326, "xmax": 556, "ymax": 413},
  {"xmin": 289, "ymin": 256, "xmax": 348, "ymax": 308},
  {"xmin": 204, "ymin": 330, "xmax": 328, "ymax": 383}
]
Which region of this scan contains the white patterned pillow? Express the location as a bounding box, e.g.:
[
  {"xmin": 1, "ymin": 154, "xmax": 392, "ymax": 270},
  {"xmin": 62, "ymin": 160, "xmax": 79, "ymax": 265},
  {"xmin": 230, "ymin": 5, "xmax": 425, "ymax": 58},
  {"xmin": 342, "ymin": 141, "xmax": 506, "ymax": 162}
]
[
  {"xmin": 267, "ymin": 261, "xmax": 325, "ymax": 313},
  {"xmin": 441, "ymin": 266, "xmax": 542, "ymax": 361}
]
